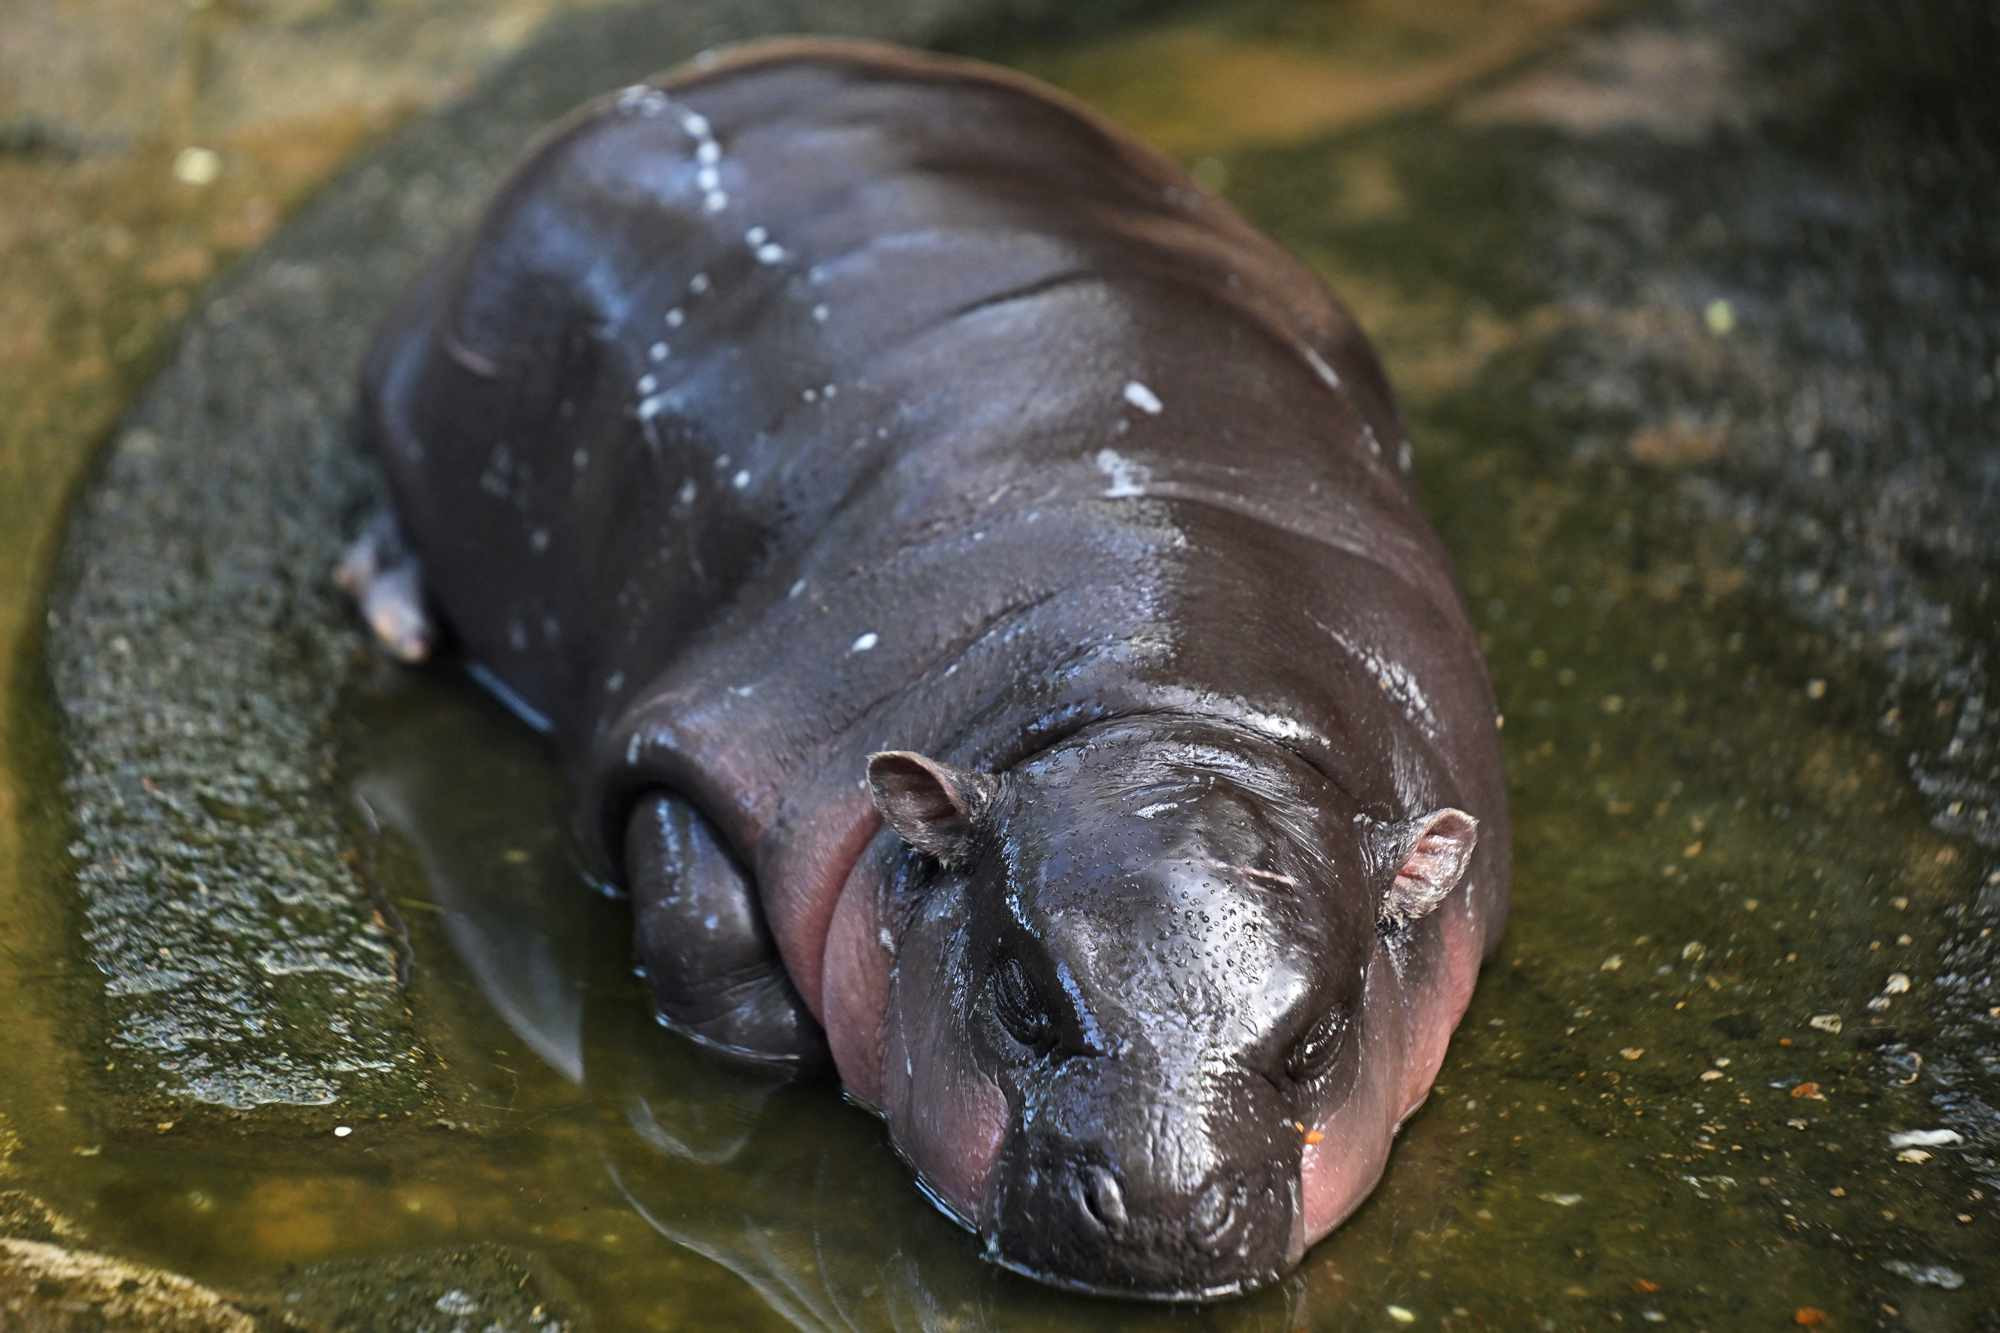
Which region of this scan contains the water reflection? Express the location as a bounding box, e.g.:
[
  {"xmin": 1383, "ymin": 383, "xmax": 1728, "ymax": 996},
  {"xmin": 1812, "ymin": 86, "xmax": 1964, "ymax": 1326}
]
[{"xmin": 347, "ymin": 667, "xmax": 1317, "ymax": 1330}]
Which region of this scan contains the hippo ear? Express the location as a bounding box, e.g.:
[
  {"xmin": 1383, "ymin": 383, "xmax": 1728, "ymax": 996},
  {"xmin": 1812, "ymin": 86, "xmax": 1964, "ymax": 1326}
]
[
  {"xmin": 1380, "ymin": 808, "xmax": 1478, "ymax": 927},
  {"xmin": 866, "ymin": 751, "xmax": 997, "ymax": 867}
]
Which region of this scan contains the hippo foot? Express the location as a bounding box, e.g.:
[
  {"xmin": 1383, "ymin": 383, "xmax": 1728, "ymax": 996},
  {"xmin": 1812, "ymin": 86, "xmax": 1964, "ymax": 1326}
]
[
  {"xmin": 336, "ymin": 508, "xmax": 436, "ymax": 663},
  {"xmin": 625, "ymin": 791, "xmax": 829, "ymax": 1072}
]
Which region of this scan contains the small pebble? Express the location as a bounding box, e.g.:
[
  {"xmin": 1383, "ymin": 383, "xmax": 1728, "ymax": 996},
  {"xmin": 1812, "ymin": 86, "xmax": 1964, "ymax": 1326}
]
[
  {"xmin": 1881, "ymin": 1259, "xmax": 1963, "ymax": 1290},
  {"xmin": 172, "ymin": 146, "xmax": 222, "ymax": 186},
  {"xmin": 434, "ymin": 1289, "xmax": 478, "ymax": 1316},
  {"xmin": 333, "ymin": 1125, "xmax": 352, "ymax": 1138}
]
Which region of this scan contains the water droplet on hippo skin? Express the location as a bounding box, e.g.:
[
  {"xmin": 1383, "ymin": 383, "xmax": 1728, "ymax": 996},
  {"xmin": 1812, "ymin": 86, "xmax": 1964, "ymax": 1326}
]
[{"xmin": 1122, "ymin": 379, "xmax": 1164, "ymax": 415}]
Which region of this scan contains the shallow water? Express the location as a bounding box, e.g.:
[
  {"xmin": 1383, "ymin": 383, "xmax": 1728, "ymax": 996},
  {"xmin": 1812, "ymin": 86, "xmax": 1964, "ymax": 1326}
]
[{"xmin": 4, "ymin": 0, "xmax": 1996, "ymax": 1328}]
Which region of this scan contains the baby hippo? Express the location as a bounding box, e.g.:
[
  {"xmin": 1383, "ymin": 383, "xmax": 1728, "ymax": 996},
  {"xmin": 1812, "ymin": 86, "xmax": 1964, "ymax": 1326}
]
[{"xmin": 341, "ymin": 37, "xmax": 1509, "ymax": 1300}]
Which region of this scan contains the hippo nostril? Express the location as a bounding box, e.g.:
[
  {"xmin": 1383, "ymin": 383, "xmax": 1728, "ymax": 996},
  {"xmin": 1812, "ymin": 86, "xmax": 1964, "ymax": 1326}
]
[
  {"xmin": 1190, "ymin": 1175, "xmax": 1245, "ymax": 1253},
  {"xmin": 1076, "ymin": 1163, "xmax": 1128, "ymax": 1234}
]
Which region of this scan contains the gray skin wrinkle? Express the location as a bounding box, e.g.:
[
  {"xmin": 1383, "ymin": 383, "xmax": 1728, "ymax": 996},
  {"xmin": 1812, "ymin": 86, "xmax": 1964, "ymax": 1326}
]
[{"xmin": 348, "ymin": 37, "xmax": 1508, "ymax": 1302}]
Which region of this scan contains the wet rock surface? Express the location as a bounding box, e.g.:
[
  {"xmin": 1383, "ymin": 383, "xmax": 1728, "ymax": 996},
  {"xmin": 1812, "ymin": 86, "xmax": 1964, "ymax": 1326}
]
[
  {"xmin": 0, "ymin": 1174, "xmax": 582, "ymax": 1333},
  {"xmin": 0, "ymin": 1239, "xmax": 262, "ymax": 1333},
  {"xmin": 253, "ymin": 1244, "xmax": 583, "ymax": 1333},
  {"xmin": 0, "ymin": 1132, "xmax": 258, "ymax": 1333},
  {"xmin": 1512, "ymin": 0, "xmax": 1999, "ymax": 857},
  {"xmin": 1459, "ymin": 0, "xmax": 2000, "ymax": 1200}
]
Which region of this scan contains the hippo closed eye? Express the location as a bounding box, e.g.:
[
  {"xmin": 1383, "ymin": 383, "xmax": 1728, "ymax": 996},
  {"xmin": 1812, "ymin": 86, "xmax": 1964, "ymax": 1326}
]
[{"xmin": 342, "ymin": 36, "xmax": 1509, "ymax": 1301}]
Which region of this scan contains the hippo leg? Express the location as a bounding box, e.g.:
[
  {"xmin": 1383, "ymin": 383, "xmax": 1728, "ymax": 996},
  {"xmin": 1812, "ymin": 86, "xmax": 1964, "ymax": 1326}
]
[
  {"xmin": 336, "ymin": 508, "xmax": 436, "ymax": 663},
  {"xmin": 625, "ymin": 791, "xmax": 828, "ymax": 1070}
]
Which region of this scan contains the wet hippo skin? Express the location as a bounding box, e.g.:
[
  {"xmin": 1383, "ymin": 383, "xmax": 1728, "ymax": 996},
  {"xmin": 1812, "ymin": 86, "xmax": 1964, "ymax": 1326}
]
[{"xmin": 342, "ymin": 37, "xmax": 1510, "ymax": 1301}]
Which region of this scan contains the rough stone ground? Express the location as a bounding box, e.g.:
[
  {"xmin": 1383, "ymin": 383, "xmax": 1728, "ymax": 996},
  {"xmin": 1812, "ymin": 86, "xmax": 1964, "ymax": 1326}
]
[{"xmin": 1465, "ymin": 0, "xmax": 2000, "ymax": 1193}]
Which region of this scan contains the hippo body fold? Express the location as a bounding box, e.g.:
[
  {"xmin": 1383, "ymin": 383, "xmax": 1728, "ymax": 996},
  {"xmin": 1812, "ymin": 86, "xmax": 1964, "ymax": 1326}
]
[{"xmin": 354, "ymin": 38, "xmax": 1509, "ymax": 1301}]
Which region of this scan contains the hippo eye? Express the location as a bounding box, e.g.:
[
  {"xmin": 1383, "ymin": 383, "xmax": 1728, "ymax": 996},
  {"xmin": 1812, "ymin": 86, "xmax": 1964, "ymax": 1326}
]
[
  {"xmin": 991, "ymin": 955, "xmax": 1054, "ymax": 1050},
  {"xmin": 1286, "ymin": 1008, "xmax": 1348, "ymax": 1084}
]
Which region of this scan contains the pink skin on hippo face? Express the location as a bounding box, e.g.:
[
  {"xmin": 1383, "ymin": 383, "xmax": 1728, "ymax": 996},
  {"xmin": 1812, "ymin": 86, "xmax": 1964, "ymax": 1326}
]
[{"xmin": 836, "ymin": 716, "xmax": 1481, "ymax": 1301}]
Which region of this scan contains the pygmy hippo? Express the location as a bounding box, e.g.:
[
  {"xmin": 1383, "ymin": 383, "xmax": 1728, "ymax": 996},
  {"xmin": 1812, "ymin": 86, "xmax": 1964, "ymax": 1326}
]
[{"xmin": 340, "ymin": 38, "xmax": 1510, "ymax": 1301}]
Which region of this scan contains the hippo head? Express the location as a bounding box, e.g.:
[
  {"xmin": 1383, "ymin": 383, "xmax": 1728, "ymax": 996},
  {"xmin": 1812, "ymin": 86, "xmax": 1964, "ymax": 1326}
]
[{"xmin": 864, "ymin": 715, "xmax": 1477, "ymax": 1300}]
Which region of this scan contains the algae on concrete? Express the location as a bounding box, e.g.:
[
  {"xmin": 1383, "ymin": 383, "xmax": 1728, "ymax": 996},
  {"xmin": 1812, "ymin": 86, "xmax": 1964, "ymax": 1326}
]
[{"xmin": 0, "ymin": 1238, "xmax": 262, "ymax": 1333}]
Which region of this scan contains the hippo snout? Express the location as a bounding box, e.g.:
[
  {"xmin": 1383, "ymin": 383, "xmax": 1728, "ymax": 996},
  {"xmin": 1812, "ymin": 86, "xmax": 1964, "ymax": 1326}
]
[
  {"xmin": 1074, "ymin": 1163, "xmax": 1250, "ymax": 1255},
  {"xmin": 986, "ymin": 1134, "xmax": 1298, "ymax": 1300}
]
